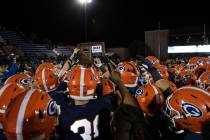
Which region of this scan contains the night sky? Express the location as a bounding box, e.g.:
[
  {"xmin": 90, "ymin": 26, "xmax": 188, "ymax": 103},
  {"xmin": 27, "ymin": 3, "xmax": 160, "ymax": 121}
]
[{"xmin": 0, "ymin": 0, "xmax": 209, "ymax": 46}]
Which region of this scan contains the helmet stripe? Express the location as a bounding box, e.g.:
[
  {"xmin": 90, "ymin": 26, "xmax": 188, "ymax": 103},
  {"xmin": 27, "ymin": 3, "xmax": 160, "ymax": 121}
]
[
  {"xmin": 16, "ymin": 89, "xmax": 35, "ymax": 140},
  {"xmin": 80, "ymin": 68, "xmax": 85, "ymax": 98},
  {"xmin": 42, "ymin": 68, "xmax": 49, "ymax": 92},
  {"xmin": 4, "ymin": 76, "xmax": 12, "ymax": 85},
  {"xmin": 0, "ymin": 83, "xmax": 11, "ymax": 97}
]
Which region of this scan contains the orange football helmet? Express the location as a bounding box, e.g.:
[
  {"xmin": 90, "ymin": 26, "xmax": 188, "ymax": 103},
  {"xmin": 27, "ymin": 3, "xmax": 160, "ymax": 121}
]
[
  {"xmin": 116, "ymin": 62, "xmax": 139, "ymax": 87},
  {"xmin": 64, "ymin": 65, "xmax": 100, "ymax": 84},
  {"xmin": 63, "ymin": 65, "xmax": 81, "ymax": 83},
  {"xmin": 129, "ymin": 60, "xmax": 140, "ymax": 71},
  {"xmin": 187, "ymin": 57, "xmax": 208, "ymax": 72},
  {"xmin": 67, "ymin": 66, "xmax": 98, "ymax": 100},
  {"xmin": 35, "ymin": 63, "xmax": 56, "ymax": 75},
  {"xmin": 175, "ymin": 71, "xmax": 197, "ymax": 86},
  {"xmin": 2, "ymin": 89, "xmax": 58, "ymax": 140},
  {"xmin": 146, "ymin": 56, "xmax": 160, "ymax": 67},
  {"xmin": 135, "ymin": 84, "xmax": 164, "ymax": 116},
  {"xmin": 196, "ymin": 71, "xmax": 210, "ymax": 92},
  {"xmin": 156, "ymin": 65, "xmax": 169, "ymax": 80},
  {"xmin": 163, "ymin": 86, "xmax": 210, "ymax": 133},
  {"xmin": 174, "ymin": 65, "xmax": 185, "ymax": 75},
  {"xmin": 4, "ymin": 73, "xmax": 33, "ymax": 89},
  {"xmin": 0, "ymin": 83, "xmax": 27, "ymax": 125},
  {"xmin": 101, "ymin": 79, "xmax": 115, "ymax": 96},
  {"xmin": 206, "ymin": 60, "xmax": 210, "ymax": 71},
  {"xmin": 36, "ymin": 63, "xmax": 60, "ymax": 92}
]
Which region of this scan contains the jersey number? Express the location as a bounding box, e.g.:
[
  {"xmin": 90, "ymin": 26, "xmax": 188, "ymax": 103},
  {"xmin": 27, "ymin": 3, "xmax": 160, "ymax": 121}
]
[{"xmin": 70, "ymin": 115, "xmax": 99, "ymax": 140}]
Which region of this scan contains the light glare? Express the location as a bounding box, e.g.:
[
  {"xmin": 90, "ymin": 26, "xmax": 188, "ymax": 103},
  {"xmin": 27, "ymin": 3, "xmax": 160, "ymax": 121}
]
[
  {"xmin": 78, "ymin": 0, "xmax": 92, "ymax": 4},
  {"xmin": 168, "ymin": 45, "xmax": 210, "ymax": 53}
]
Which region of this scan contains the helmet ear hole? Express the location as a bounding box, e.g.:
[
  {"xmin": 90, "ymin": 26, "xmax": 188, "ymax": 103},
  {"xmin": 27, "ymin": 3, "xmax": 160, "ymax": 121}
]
[
  {"xmin": 38, "ymin": 109, "xmax": 44, "ymax": 119},
  {"xmin": 41, "ymin": 95, "xmax": 44, "ymax": 100},
  {"xmin": 145, "ymin": 92, "xmax": 148, "ymax": 96},
  {"xmin": 183, "ymin": 122, "xmax": 192, "ymax": 126},
  {"xmin": 191, "ymin": 95, "xmax": 198, "ymax": 99},
  {"xmin": 206, "ymin": 105, "xmax": 210, "ymax": 113}
]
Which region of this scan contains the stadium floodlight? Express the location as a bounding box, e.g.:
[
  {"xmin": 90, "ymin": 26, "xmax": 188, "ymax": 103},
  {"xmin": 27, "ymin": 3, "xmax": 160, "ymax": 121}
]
[
  {"xmin": 77, "ymin": 0, "xmax": 92, "ymax": 42},
  {"xmin": 78, "ymin": 0, "xmax": 92, "ymax": 4}
]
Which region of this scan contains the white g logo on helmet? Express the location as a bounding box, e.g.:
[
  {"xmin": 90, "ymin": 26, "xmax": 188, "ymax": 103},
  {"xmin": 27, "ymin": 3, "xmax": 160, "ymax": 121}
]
[
  {"xmin": 20, "ymin": 78, "xmax": 31, "ymax": 85},
  {"xmin": 182, "ymin": 103, "xmax": 202, "ymax": 118},
  {"xmin": 135, "ymin": 88, "xmax": 144, "ymax": 96},
  {"xmin": 47, "ymin": 100, "xmax": 57, "ymax": 116},
  {"xmin": 118, "ymin": 65, "xmax": 125, "ymax": 72}
]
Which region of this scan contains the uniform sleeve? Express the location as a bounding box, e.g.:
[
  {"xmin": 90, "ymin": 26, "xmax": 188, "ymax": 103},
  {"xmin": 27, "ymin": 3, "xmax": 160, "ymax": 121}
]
[
  {"xmin": 100, "ymin": 95, "xmax": 115, "ymax": 111},
  {"xmin": 50, "ymin": 91, "xmax": 68, "ymax": 107},
  {"xmin": 50, "ymin": 82, "xmax": 68, "ymax": 106},
  {"xmin": 56, "ymin": 82, "xmax": 67, "ymax": 91}
]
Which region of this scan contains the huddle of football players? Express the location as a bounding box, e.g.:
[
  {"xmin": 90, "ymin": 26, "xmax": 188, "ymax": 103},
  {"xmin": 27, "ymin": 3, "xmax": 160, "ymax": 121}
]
[{"xmin": 0, "ymin": 48, "xmax": 210, "ymax": 140}]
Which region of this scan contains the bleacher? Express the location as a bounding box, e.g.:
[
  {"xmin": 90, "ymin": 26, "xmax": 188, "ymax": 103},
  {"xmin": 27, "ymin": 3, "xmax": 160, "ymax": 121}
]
[
  {"xmin": 56, "ymin": 46, "xmax": 73, "ymax": 56},
  {"xmin": 0, "ymin": 31, "xmax": 27, "ymax": 47},
  {"xmin": 0, "ymin": 35, "xmax": 5, "ymax": 56},
  {"xmin": 0, "ymin": 30, "xmax": 73, "ymax": 57},
  {"xmin": 0, "ymin": 46, "xmax": 5, "ymax": 56},
  {"xmin": 22, "ymin": 44, "xmax": 56, "ymax": 57}
]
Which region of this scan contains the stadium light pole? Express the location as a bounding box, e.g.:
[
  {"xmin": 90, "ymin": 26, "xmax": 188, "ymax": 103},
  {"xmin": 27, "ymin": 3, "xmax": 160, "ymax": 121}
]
[{"xmin": 77, "ymin": 0, "xmax": 92, "ymax": 42}]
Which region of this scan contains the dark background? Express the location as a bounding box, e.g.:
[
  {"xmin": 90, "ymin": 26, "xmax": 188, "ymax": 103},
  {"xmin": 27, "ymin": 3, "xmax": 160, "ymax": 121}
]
[{"xmin": 0, "ymin": 0, "xmax": 209, "ymax": 46}]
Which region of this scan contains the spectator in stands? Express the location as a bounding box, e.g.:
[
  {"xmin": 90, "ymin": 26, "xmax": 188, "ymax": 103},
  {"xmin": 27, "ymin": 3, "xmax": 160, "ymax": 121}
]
[{"xmin": 0, "ymin": 55, "xmax": 18, "ymax": 84}]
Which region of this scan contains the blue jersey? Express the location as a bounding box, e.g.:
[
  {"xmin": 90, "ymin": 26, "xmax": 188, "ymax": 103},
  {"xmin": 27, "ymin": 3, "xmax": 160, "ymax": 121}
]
[
  {"xmin": 55, "ymin": 93, "xmax": 113, "ymax": 140},
  {"xmin": 50, "ymin": 82, "xmax": 68, "ymax": 106},
  {"xmin": 4, "ymin": 63, "xmax": 17, "ymax": 79},
  {"xmin": 0, "ymin": 63, "xmax": 17, "ymax": 84}
]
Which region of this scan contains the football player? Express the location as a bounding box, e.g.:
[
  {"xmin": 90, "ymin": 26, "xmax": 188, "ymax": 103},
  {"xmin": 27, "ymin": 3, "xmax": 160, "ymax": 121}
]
[
  {"xmin": 56, "ymin": 65, "xmax": 114, "ymax": 140},
  {"xmin": 0, "ymin": 85, "xmax": 59, "ymax": 140},
  {"xmin": 163, "ymin": 86, "xmax": 210, "ymax": 140}
]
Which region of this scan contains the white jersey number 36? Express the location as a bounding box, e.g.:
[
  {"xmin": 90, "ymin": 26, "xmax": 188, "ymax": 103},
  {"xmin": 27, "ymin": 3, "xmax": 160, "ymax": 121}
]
[{"xmin": 70, "ymin": 115, "xmax": 99, "ymax": 140}]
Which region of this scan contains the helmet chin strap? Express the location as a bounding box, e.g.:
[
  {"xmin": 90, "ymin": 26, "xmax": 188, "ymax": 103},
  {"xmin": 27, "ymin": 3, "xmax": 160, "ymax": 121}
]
[{"xmin": 169, "ymin": 126, "xmax": 184, "ymax": 134}]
